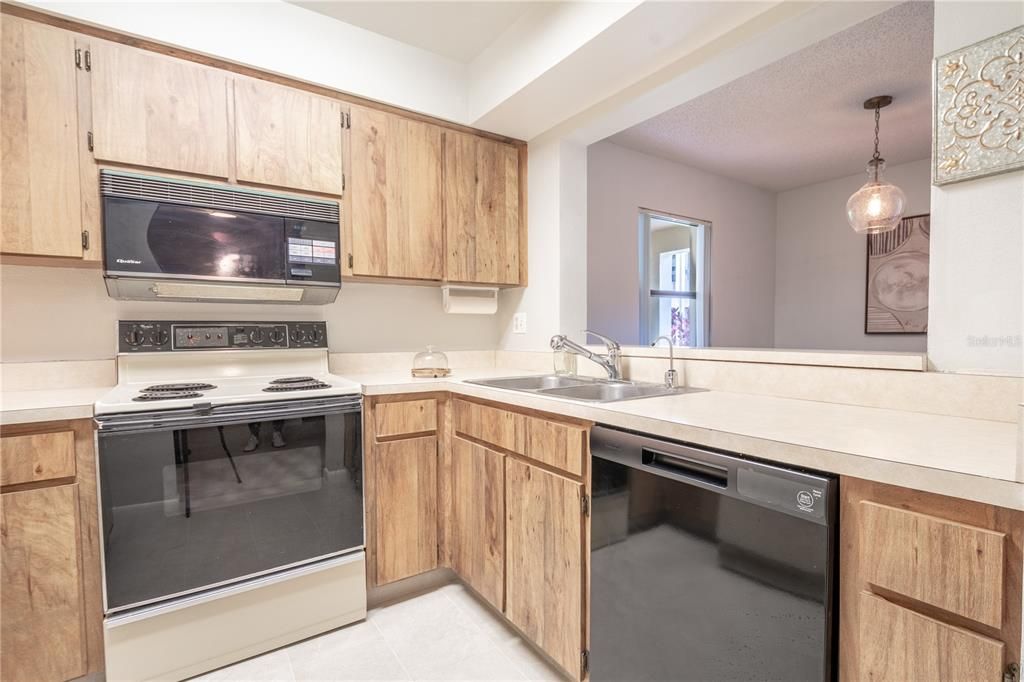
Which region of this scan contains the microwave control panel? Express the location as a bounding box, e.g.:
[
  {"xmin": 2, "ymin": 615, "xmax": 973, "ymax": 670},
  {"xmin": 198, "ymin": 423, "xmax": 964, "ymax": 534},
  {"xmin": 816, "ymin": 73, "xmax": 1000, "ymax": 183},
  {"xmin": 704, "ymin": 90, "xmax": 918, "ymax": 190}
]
[{"xmin": 118, "ymin": 321, "xmax": 328, "ymax": 352}]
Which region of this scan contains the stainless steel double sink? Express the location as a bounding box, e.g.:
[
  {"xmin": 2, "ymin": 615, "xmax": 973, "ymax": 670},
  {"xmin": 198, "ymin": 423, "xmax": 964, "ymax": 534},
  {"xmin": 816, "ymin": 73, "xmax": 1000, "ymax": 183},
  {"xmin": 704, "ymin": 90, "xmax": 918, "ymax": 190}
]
[{"xmin": 465, "ymin": 374, "xmax": 690, "ymax": 403}]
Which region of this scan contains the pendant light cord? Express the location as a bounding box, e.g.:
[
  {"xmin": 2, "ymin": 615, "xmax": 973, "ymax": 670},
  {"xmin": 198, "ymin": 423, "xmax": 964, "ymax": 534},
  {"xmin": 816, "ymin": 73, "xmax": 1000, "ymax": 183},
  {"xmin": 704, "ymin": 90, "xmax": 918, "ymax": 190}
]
[{"xmin": 872, "ymin": 104, "xmax": 881, "ymax": 161}]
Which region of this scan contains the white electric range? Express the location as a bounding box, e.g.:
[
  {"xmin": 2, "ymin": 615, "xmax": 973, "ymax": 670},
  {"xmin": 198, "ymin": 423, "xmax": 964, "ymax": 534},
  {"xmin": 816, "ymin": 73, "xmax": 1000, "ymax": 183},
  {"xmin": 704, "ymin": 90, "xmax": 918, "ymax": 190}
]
[{"xmin": 95, "ymin": 321, "xmax": 367, "ymax": 682}]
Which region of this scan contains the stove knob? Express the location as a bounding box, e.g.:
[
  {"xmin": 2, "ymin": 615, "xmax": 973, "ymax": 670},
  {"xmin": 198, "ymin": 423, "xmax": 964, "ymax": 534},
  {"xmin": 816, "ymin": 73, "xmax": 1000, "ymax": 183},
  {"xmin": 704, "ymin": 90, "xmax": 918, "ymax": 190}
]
[
  {"xmin": 250, "ymin": 328, "xmax": 265, "ymax": 344},
  {"xmin": 291, "ymin": 328, "xmax": 306, "ymax": 343},
  {"xmin": 310, "ymin": 327, "xmax": 324, "ymax": 344},
  {"xmin": 124, "ymin": 327, "xmax": 145, "ymax": 346},
  {"xmin": 269, "ymin": 329, "xmax": 286, "ymax": 345},
  {"xmin": 150, "ymin": 329, "xmax": 169, "ymax": 346}
]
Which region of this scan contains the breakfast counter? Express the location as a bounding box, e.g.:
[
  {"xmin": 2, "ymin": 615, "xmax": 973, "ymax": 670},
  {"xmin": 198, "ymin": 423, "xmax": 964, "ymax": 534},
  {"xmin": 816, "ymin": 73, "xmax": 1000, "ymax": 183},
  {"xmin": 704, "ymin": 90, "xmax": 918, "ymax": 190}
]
[{"xmin": 347, "ymin": 368, "xmax": 1024, "ymax": 511}]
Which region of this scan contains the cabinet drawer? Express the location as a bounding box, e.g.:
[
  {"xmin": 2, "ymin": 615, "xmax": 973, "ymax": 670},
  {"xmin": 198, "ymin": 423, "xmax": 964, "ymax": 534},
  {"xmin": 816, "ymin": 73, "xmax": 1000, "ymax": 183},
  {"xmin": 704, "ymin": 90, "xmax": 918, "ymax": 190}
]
[
  {"xmin": 374, "ymin": 399, "xmax": 437, "ymax": 439},
  {"xmin": 453, "ymin": 399, "xmax": 522, "ymax": 453},
  {"xmin": 858, "ymin": 592, "xmax": 1003, "ymax": 682},
  {"xmin": 523, "ymin": 417, "xmax": 584, "ymax": 477},
  {"xmin": 861, "ymin": 501, "xmax": 1004, "ymax": 627},
  {"xmin": 1, "ymin": 430, "xmax": 76, "ymax": 487}
]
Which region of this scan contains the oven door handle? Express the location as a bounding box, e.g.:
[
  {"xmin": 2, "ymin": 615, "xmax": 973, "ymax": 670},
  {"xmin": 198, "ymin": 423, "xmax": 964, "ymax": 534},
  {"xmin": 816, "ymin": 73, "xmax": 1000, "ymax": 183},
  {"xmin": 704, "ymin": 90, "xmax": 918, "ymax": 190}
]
[{"xmin": 95, "ymin": 397, "xmax": 362, "ymax": 433}]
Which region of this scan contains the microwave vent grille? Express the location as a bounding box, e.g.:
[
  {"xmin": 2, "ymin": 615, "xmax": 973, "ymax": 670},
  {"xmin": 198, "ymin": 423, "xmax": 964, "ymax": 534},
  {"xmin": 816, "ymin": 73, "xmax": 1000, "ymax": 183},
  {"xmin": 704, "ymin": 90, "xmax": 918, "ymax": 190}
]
[{"xmin": 100, "ymin": 171, "xmax": 340, "ymax": 222}]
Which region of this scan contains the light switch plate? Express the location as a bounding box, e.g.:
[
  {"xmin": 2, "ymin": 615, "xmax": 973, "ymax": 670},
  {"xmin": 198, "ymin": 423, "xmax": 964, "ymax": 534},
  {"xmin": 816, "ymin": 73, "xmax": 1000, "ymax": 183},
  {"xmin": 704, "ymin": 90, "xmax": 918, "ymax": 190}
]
[{"xmin": 512, "ymin": 313, "xmax": 527, "ymax": 334}]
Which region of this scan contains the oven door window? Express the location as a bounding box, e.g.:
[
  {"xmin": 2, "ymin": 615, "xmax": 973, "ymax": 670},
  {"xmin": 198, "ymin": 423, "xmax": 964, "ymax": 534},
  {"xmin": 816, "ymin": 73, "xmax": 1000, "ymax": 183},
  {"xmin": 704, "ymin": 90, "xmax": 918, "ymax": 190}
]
[
  {"xmin": 98, "ymin": 412, "xmax": 363, "ymax": 612},
  {"xmin": 103, "ymin": 197, "xmax": 287, "ymax": 281}
]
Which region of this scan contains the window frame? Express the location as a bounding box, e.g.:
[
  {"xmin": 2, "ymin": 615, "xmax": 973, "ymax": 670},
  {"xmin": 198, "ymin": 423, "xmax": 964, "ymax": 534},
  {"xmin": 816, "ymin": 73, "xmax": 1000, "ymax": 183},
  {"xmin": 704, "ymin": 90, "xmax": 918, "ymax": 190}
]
[{"xmin": 637, "ymin": 208, "xmax": 712, "ymax": 347}]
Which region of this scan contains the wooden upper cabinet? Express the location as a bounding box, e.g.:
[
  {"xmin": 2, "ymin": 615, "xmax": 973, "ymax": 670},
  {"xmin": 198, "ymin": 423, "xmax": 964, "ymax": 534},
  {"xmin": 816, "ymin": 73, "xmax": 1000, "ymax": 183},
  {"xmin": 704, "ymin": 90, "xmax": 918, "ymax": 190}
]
[
  {"xmin": 505, "ymin": 459, "xmax": 585, "ymax": 679},
  {"xmin": 233, "ymin": 77, "xmax": 344, "ymax": 195},
  {"xmin": 444, "ymin": 132, "xmax": 521, "ymax": 285},
  {"xmin": 348, "ymin": 105, "xmax": 444, "ymax": 280},
  {"xmin": 1, "ymin": 15, "xmax": 84, "ymax": 258},
  {"xmin": 89, "ymin": 39, "xmax": 231, "ymax": 178},
  {"xmin": 1, "ymin": 484, "xmax": 87, "ymax": 682}
]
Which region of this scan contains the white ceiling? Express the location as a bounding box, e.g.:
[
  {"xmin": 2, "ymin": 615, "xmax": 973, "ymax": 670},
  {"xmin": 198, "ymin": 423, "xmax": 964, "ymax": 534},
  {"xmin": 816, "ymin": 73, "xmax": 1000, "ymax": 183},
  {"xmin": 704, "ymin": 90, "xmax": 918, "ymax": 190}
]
[
  {"xmin": 606, "ymin": 2, "xmax": 935, "ymax": 192},
  {"xmin": 289, "ymin": 1, "xmax": 550, "ymax": 63}
]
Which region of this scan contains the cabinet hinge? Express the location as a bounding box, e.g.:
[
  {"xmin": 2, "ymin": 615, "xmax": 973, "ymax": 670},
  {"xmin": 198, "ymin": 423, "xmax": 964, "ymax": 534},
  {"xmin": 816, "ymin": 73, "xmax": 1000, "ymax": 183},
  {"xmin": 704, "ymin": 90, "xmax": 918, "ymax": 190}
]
[
  {"xmin": 581, "ymin": 650, "xmax": 590, "ymax": 675},
  {"xmin": 581, "ymin": 493, "xmax": 590, "ymax": 517},
  {"xmin": 1005, "ymin": 662, "xmax": 1019, "ymax": 682},
  {"xmin": 84, "ymin": 49, "xmax": 91, "ymax": 71},
  {"xmin": 75, "ymin": 48, "xmax": 82, "ymax": 69},
  {"xmin": 348, "ymin": 253, "xmax": 354, "ymax": 269},
  {"xmin": 81, "ymin": 230, "xmax": 90, "ymax": 251},
  {"xmin": 87, "ymin": 131, "xmax": 94, "ymax": 152}
]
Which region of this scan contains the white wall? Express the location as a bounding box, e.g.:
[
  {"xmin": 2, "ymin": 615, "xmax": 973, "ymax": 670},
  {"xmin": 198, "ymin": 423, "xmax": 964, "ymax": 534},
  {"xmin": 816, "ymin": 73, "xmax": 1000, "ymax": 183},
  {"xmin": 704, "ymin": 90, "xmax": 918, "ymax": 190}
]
[
  {"xmin": 586, "ymin": 140, "xmax": 776, "ymax": 347},
  {"xmin": 0, "ymin": 266, "xmax": 498, "ymax": 362},
  {"xmin": 928, "ymin": 1, "xmax": 1024, "ymax": 377},
  {"xmin": 774, "ymin": 159, "xmax": 931, "ymax": 352},
  {"xmin": 23, "ymin": 0, "xmax": 468, "ymax": 122},
  {"xmin": 497, "ymin": 136, "xmax": 588, "ymax": 351}
]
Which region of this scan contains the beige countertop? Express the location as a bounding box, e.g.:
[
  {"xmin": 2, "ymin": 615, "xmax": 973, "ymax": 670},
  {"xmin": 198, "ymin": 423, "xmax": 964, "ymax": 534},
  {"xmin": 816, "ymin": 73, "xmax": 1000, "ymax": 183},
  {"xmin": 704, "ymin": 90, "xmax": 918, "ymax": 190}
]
[
  {"xmin": 2, "ymin": 369, "xmax": 1020, "ymax": 510},
  {"xmin": 0, "ymin": 387, "xmax": 111, "ymax": 426},
  {"xmin": 350, "ymin": 368, "xmax": 1024, "ymax": 511}
]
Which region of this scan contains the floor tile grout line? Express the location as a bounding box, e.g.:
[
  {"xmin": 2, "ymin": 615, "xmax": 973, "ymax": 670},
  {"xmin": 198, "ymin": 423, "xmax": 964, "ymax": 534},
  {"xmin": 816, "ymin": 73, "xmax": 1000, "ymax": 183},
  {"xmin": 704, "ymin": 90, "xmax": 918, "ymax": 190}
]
[
  {"xmin": 440, "ymin": 586, "xmax": 533, "ymax": 681},
  {"xmin": 369, "ymin": 608, "xmax": 416, "ymax": 681}
]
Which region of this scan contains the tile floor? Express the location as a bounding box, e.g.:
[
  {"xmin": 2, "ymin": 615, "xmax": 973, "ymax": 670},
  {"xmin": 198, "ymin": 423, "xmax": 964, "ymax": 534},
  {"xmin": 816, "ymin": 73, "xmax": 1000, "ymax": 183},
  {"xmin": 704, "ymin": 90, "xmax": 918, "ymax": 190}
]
[{"xmin": 192, "ymin": 583, "xmax": 566, "ymax": 681}]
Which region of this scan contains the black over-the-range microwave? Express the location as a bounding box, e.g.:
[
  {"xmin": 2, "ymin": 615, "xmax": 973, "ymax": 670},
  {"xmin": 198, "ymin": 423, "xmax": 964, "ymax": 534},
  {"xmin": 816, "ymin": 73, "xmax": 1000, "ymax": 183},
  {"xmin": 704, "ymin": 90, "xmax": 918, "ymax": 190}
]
[{"xmin": 101, "ymin": 170, "xmax": 341, "ymax": 305}]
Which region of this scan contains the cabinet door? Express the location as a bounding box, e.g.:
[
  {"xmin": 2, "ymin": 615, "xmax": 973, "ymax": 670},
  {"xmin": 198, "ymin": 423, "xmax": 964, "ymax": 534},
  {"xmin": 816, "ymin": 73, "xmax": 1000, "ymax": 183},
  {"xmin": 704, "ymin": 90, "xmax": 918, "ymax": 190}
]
[
  {"xmin": 1, "ymin": 15, "xmax": 84, "ymax": 258},
  {"xmin": 444, "ymin": 132, "xmax": 521, "ymax": 285},
  {"xmin": 450, "ymin": 437, "xmax": 504, "ymax": 611},
  {"xmin": 505, "ymin": 459, "xmax": 584, "ymax": 679},
  {"xmin": 1, "ymin": 484, "xmax": 86, "ymax": 682},
  {"xmin": 89, "ymin": 40, "xmax": 230, "ymax": 178},
  {"xmin": 349, "ymin": 105, "xmax": 443, "ymax": 280},
  {"xmin": 234, "ymin": 77, "xmax": 344, "ymax": 195},
  {"xmin": 858, "ymin": 592, "xmax": 1003, "ymax": 681},
  {"xmin": 373, "ymin": 436, "xmax": 438, "ymax": 584}
]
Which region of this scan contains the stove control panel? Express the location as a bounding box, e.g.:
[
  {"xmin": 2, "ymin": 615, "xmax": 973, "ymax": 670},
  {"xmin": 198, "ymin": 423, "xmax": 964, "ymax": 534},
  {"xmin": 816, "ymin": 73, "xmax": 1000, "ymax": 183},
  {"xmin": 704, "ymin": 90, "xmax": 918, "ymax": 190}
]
[{"xmin": 118, "ymin": 321, "xmax": 328, "ymax": 352}]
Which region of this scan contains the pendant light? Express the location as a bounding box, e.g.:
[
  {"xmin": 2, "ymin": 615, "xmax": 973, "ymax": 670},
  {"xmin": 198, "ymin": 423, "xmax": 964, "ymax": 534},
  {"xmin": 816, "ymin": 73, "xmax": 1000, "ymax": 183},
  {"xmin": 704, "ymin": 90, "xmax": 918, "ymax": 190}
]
[{"xmin": 846, "ymin": 95, "xmax": 906, "ymax": 234}]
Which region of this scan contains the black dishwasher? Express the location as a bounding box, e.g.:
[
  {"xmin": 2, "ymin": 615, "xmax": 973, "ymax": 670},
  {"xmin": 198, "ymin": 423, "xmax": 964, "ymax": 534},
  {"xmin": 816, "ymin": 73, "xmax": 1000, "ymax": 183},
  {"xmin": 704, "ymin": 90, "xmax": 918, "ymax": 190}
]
[{"xmin": 590, "ymin": 425, "xmax": 837, "ymax": 682}]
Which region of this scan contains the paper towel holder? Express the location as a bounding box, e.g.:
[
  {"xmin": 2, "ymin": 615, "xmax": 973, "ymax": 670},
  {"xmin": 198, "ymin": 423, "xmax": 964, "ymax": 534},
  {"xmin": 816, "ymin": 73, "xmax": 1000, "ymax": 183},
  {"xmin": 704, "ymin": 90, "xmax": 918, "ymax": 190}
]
[{"xmin": 442, "ymin": 285, "xmax": 499, "ymax": 314}]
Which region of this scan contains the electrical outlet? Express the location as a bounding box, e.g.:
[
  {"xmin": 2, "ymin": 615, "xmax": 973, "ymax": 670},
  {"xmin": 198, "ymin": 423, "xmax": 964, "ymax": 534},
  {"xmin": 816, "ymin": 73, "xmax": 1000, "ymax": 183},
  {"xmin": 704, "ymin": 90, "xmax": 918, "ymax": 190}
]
[{"xmin": 512, "ymin": 312, "xmax": 527, "ymax": 334}]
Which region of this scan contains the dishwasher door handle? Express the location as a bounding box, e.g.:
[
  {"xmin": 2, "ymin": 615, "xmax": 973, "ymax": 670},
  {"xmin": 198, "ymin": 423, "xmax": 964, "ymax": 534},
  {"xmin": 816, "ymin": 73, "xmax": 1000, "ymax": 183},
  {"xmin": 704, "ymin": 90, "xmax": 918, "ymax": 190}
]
[{"xmin": 641, "ymin": 448, "xmax": 728, "ymax": 488}]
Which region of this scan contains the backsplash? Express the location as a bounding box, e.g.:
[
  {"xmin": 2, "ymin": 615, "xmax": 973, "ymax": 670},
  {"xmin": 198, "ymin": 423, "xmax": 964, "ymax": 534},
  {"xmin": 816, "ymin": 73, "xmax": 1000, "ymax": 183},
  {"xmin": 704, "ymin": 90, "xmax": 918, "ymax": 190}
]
[{"xmin": 0, "ymin": 265, "xmax": 504, "ymax": 362}]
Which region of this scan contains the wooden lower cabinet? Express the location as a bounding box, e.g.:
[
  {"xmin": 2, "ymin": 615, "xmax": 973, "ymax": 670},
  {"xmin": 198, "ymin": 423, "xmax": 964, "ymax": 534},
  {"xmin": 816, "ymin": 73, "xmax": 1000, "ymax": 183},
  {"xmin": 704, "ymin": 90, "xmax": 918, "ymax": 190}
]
[
  {"xmin": 450, "ymin": 437, "xmax": 505, "ymax": 611},
  {"xmin": 372, "ymin": 435, "xmax": 439, "ymax": 584},
  {"xmin": 505, "ymin": 458, "xmax": 586, "ymax": 680},
  {"xmin": 0, "ymin": 419, "xmax": 103, "ymax": 681},
  {"xmin": 1, "ymin": 484, "xmax": 86, "ymax": 682},
  {"xmin": 840, "ymin": 477, "xmax": 1022, "ymax": 682},
  {"xmin": 857, "ymin": 591, "xmax": 1004, "ymax": 682}
]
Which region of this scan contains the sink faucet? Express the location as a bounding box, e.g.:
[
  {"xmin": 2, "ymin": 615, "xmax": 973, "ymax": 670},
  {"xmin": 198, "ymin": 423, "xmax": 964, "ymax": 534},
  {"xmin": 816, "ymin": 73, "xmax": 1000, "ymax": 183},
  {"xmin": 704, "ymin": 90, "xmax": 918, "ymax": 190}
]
[
  {"xmin": 651, "ymin": 336, "xmax": 679, "ymax": 389},
  {"xmin": 550, "ymin": 330, "xmax": 623, "ymax": 380}
]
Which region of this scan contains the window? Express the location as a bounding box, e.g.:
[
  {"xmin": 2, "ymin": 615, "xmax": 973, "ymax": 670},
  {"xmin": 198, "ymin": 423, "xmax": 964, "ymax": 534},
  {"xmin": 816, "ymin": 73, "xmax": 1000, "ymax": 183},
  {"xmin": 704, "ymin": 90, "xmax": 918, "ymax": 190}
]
[{"xmin": 639, "ymin": 210, "xmax": 709, "ymax": 347}]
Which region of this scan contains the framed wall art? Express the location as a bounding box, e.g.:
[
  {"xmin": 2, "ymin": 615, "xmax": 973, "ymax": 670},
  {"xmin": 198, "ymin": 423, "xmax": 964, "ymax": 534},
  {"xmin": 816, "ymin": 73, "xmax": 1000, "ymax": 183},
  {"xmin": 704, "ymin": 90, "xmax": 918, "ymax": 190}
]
[
  {"xmin": 933, "ymin": 25, "xmax": 1024, "ymax": 185},
  {"xmin": 865, "ymin": 214, "xmax": 929, "ymax": 334}
]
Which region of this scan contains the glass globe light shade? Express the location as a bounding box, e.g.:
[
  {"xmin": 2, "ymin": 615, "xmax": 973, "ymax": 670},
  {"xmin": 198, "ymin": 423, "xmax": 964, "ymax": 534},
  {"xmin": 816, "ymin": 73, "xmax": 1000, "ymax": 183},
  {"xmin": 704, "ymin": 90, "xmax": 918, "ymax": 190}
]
[{"xmin": 846, "ymin": 159, "xmax": 906, "ymax": 234}]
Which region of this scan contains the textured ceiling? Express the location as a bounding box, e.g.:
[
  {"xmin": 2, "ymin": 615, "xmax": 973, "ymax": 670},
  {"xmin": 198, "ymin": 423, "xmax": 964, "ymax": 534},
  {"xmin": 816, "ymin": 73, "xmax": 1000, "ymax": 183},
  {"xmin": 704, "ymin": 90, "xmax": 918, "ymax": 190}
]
[
  {"xmin": 289, "ymin": 1, "xmax": 550, "ymax": 63},
  {"xmin": 606, "ymin": 2, "xmax": 934, "ymax": 192}
]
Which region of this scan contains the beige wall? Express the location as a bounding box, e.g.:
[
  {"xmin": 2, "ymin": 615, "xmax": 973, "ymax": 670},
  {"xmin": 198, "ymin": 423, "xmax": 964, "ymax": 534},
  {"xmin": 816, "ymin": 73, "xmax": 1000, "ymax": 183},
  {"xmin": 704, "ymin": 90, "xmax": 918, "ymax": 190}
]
[
  {"xmin": 774, "ymin": 158, "xmax": 931, "ymax": 352},
  {"xmin": 586, "ymin": 140, "xmax": 777, "ymax": 347},
  {"xmin": 0, "ymin": 265, "xmax": 499, "ymax": 362}
]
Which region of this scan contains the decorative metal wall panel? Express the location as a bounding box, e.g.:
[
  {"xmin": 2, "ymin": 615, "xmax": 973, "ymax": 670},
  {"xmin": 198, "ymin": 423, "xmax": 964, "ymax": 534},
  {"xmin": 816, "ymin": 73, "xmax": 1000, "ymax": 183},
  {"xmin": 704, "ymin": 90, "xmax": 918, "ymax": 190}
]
[{"xmin": 933, "ymin": 25, "xmax": 1024, "ymax": 185}]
